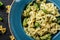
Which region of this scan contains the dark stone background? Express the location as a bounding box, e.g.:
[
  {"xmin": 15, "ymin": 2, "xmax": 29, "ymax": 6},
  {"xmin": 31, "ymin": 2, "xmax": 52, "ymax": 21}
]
[{"xmin": 0, "ymin": 0, "xmax": 13, "ymax": 40}]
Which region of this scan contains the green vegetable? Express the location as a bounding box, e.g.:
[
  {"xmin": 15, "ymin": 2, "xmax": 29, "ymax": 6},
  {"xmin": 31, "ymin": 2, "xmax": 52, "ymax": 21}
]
[
  {"xmin": 0, "ymin": 17, "xmax": 3, "ymax": 21},
  {"xmin": 0, "ymin": 1, "xmax": 3, "ymax": 6},
  {"xmin": 42, "ymin": 9, "xmax": 47, "ymax": 13},
  {"xmin": 23, "ymin": 18, "xmax": 28, "ymax": 27},
  {"xmin": 40, "ymin": 34, "xmax": 51, "ymax": 40},
  {"xmin": 34, "ymin": 3, "xmax": 39, "ymax": 10},
  {"xmin": 35, "ymin": 22, "xmax": 40, "ymax": 28}
]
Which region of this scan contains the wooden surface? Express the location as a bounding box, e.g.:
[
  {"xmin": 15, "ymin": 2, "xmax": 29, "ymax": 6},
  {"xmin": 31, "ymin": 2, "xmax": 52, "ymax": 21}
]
[{"xmin": 0, "ymin": 0, "xmax": 13, "ymax": 40}]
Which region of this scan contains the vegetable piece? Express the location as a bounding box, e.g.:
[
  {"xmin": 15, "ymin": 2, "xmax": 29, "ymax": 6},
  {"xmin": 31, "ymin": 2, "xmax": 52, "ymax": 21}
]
[
  {"xmin": 42, "ymin": 9, "xmax": 47, "ymax": 13},
  {"xmin": 40, "ymin": 34, "xmax": 51, "ymax": 40},
  {"xmin": 0, "ymin": 17, "xmax": 3, "ymax": 21},
  {"xmin": 23, "ymin": 18, "xmax": 28, "ymax": 27},
  {"xmin": 0, "ymin": 1, "xmax": 3, "ymax": 6},
  {"xmin": 33, "ymin": 3, "xmax": 39, "ymax": 10},
  {"xmin": 0, "ymin": 1, "xmax": 5, "ymax": 10},
  {"xmin": 35, "ymin": 22, "xmax": 40, "ymax": 28}
]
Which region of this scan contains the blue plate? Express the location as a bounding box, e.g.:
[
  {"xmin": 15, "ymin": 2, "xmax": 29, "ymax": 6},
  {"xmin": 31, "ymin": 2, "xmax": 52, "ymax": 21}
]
[{"xmin": 9, "ymin": 0, "xmax": 60, "ymax": 40}]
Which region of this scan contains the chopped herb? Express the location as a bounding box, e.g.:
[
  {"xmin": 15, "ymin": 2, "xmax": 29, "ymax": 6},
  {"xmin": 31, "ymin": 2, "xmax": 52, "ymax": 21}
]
[{"xmin": 0, "ymin": 1, "xmax": 5, "ymax": 10}]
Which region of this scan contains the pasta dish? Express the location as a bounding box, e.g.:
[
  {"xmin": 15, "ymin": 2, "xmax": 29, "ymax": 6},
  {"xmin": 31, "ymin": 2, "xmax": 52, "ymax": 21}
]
[{"xmin": 22, "ymin": 0, "xmax": 60, "ymax": 40}]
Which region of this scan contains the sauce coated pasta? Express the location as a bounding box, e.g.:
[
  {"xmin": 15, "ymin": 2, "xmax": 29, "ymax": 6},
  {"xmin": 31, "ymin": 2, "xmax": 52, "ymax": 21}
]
[{"xmin": 22, "ymin": 0, "xmax": 60, "ymax": 40}]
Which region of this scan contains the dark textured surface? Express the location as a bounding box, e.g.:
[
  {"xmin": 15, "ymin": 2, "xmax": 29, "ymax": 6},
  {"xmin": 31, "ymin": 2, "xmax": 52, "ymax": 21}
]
[{"xmin": 0, "ymin": 0, "xmax": 13, "ymax": 40}]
